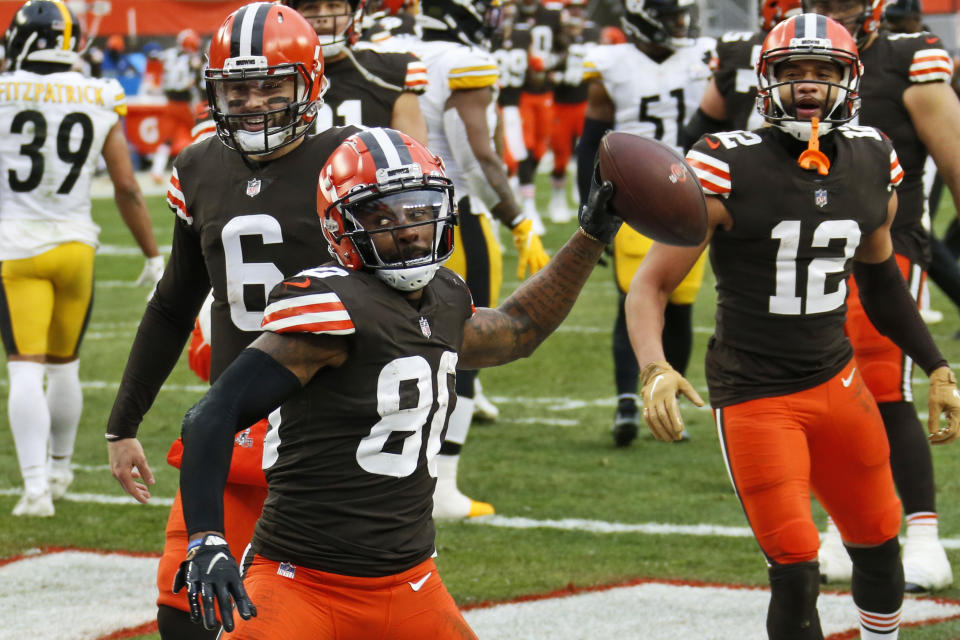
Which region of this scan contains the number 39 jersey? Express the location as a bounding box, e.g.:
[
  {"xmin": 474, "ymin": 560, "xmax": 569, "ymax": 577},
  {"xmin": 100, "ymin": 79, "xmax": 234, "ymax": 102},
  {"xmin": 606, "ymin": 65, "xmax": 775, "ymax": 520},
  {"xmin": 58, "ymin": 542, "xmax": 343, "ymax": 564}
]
[
  {"xmin": 582, "ymin": 38, "xmax": 715, "ymax": 152},
  {"xmin": 686, "ymin": 127, "xmax": 902, "ymax": 407},
  {"xmin": 0, "ymin": 69, "xmax": 126, "ymax": 259},
  {"xmin": 252, "ymin": 265, "xmax": 473, "ymax": 576},
  {"xmin": 166, "ymin": 127, "xmax": 359, "ymax": 380}
]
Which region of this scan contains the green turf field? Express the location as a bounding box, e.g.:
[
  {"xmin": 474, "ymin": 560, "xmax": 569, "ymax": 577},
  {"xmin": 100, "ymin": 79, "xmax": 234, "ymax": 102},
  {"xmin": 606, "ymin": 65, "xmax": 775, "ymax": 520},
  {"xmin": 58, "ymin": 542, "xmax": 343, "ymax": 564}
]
[{"xmin": 3, "ymin": 185, "xmax": 960, "ymax": 639}]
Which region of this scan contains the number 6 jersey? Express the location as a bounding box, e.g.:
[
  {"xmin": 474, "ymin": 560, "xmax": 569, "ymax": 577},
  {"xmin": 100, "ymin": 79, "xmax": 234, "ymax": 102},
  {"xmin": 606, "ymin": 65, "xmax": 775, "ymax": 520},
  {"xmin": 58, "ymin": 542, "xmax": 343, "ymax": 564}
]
[
  {"xmin": 0, "ymin": 69, "xmax": 126, "ymax": 259},
  {"xmin": 251, "ymin": 265, "xmax": 474, "ymax": 576},
  {"xmin": 686, "ymin": 126, "xmax": 903, "ymax": 407}
]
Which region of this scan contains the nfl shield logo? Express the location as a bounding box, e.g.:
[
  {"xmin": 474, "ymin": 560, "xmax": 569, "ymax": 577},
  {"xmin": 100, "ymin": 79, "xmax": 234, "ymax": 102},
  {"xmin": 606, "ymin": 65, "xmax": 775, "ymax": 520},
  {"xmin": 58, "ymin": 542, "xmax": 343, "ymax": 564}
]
[
  {"xmin": 419, "ymin": 316, "xmax": 432, "ymax": 338},
  {"xmin": 815, "ymin": 188, "xmax": 828, "ymax": 208},
  {"xmin": 246, "ymin": 178, "xmax": 261, "ymax": 197}
]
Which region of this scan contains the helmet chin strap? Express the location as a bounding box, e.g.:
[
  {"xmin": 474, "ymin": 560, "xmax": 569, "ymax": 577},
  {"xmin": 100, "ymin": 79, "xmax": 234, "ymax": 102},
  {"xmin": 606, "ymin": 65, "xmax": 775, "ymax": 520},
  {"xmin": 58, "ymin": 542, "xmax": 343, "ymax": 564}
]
[{"xmin": 797, "ymin": 116, "xmax": 830, "ymax": 176}]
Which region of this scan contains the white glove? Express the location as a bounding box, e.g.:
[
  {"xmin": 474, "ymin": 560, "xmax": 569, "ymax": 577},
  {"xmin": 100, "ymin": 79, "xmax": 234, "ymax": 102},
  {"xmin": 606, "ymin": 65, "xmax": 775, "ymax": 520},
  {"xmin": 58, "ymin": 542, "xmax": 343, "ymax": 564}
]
[{"xmin": 136, "ymin": 255, "xmax": 164, "ymax": 289}]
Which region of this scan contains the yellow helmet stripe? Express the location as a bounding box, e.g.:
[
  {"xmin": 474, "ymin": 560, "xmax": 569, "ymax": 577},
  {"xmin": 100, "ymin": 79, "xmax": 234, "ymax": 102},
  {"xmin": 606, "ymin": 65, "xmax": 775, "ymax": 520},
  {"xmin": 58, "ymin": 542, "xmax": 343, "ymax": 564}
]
[{"xmin": 52, "ymin": 1, "xmax": 73, "ymax": 51}]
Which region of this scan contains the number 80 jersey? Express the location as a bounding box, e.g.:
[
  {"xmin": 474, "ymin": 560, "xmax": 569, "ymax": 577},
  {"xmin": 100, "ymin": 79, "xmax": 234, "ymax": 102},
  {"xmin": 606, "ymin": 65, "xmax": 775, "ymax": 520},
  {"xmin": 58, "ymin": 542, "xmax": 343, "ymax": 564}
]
[
  {"xmin": 251, "ymin": 265, "xmax": 474, "ymax": 576},
  {"xmin": 0, "ymin": 69, "xmax": 126, "ymax": 258},
  {"xmin": 686, "ymin": 126, "xmax": 903, "ymax": 407}
]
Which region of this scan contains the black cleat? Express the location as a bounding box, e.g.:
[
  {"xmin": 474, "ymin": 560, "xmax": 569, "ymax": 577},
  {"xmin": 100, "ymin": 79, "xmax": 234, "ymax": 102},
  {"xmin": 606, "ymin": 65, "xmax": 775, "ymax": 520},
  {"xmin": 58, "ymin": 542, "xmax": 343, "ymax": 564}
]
[{"xmin": 612, "ymin": 398, "xmax": 640, "ymax": 447}]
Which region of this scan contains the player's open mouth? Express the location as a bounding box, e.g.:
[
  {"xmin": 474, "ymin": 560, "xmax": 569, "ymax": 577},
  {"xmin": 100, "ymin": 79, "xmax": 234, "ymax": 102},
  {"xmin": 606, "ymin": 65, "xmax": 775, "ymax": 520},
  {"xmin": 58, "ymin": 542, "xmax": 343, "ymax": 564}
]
[{"xmin": 795, "ymin": 98, "xmax": 822, "ymax": 119}]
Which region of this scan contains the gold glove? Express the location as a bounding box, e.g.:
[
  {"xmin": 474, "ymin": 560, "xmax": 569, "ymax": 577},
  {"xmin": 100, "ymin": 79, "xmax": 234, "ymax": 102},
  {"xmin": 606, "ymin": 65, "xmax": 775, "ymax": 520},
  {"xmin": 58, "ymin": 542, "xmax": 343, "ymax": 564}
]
[
  {"xmin": 641, "ymin": 360, "xmax": 705, "ymax": 442},
  {"xmin": 512, "ymin": 219, "xmax": 549, "ymax": 280},
  {"xmin": 928, "ymin": 366, "xmax": 960, "ymax": 445}
]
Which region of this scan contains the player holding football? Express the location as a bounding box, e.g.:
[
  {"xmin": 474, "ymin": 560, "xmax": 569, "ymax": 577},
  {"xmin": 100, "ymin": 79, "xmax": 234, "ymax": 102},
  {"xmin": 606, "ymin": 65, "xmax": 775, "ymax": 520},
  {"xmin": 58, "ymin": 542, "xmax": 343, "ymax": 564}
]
[
  {"xmin": 627, "ymin": 14, "xmax": 960, "ymax": 639},
  {"xmin": 579, "ymin": 0, "xmax": 715, "ymax": 447},
  {"xmin": 807, "ymin": 0, "xmax": 960, "ymax": 592},
  {"xmin": 0, "ymin": 0, "xmax": 163, "ymax": 517},
  {"xmin": 105, "ymin": 5, "xmax": 361, "ymax": 639},
  {"xmin": 173, "ymin": 127, "xmax": 622, "ymax": 638}
]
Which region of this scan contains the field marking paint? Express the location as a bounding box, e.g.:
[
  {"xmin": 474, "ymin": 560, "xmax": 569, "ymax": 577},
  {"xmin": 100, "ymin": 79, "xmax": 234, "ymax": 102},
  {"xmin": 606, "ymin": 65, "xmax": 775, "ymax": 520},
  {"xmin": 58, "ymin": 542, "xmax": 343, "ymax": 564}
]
[
  {"xmin": 0, "ymin": 488, "xmax": 173, "ymax": 507},
  {"xmin": 4, "ymin": 550, "xmax": 959, "ymax": 640}
]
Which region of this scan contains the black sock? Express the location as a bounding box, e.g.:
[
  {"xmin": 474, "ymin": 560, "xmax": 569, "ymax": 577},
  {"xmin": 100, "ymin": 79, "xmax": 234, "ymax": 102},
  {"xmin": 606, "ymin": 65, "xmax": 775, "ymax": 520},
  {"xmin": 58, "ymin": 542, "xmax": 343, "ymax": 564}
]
[
  {"xmin": 879, "ymin": 401, "xmax": 936, "ymax": 514},
  {"xmin": 847, "ymin": 538, "xmax": 904, "ymax": 633},
  {"xmin": 518, "ymin": 156, "xmax": 538, "ymax": 186},
  {"xmin": 663, "ymin": 302, "xmax": 693, "ymax": 375},
  {"xmin": 613, "ymin": 293, "xmax": 639, "ymax": 396},
  {"xmin": 767, "ymin": 561, "xmax": 823, "ymax": 640}
]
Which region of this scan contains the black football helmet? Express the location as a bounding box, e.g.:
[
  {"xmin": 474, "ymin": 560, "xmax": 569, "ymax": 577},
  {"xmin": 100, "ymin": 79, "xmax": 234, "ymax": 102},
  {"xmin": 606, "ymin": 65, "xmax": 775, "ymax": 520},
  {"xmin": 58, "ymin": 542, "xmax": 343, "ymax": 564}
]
[
  {"xmin": 4, "ymin": 0, "xmax": 80, "ymax": 71},
  {"xmin": 419, "ymin": 0, "xmax": 503, "ymax": 47},
  {"xmin": 621, "ymin": 0, "xmax": 698, "ymax": 51}
]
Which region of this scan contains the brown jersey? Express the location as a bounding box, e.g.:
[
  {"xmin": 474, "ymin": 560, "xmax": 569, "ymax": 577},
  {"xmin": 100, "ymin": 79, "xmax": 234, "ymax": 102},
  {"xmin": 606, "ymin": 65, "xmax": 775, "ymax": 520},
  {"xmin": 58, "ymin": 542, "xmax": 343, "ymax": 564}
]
[
  {"xmin": 166, "ymin": 127, "xmax": 360, "ymax": 380},
  {"xmin": 320, "ymin": 48, "xmax": 427, "ymax": 130},
  {"xmin": 712, "ymin": 30, "xmax": 766, "ymax": 131},
  {"xmin": 250, "ymin": 265, "xmax": 474, "ymax": 576},
  {"xmin": 686, "ymin": 126, "xmax": 903, "ymax": 407},
  {"xmin": 859, "ymin": 30, "xmax": 953, "ymax": 265}
]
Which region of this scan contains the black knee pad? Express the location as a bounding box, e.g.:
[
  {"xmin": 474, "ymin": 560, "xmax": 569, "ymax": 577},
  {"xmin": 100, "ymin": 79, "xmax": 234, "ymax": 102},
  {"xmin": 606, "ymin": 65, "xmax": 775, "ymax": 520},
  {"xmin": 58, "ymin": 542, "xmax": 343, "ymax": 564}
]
[
  {"xmin": 846, "ymin": 537, "xmax": 904, "ymax": 615},
  {"xmin": 767, "ymin": 561, "xmax": 823, "ymax": 640},
  {"xmin": 157, "ymin": 604, "xmax": 220, "ymax": 640}
]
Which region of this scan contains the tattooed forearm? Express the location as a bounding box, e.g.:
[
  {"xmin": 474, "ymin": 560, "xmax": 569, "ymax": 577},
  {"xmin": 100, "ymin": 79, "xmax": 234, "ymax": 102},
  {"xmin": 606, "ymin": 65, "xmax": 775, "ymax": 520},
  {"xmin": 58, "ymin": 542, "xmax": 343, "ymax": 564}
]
[{"xmin": 459, "ymin": 229, "xmax": 606, "ymax": 369}]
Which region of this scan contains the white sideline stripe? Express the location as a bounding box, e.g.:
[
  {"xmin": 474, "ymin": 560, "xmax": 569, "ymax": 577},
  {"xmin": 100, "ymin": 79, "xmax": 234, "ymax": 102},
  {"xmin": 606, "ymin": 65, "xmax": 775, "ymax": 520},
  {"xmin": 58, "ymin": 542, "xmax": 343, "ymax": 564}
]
[
  {"xmin": 97, "ymin": 244, "xmax": 172, "ymax": 256},
  {"xmin": 471, "ymin": 514, "xmax": 754, "ymax": 538},
  {"xmin": 0, "ymin": 488, "xmax": 173, "ymax": 507},
  {"xmin": 0, "ymin": 379, "xmax": 208, "ymax": 393}
]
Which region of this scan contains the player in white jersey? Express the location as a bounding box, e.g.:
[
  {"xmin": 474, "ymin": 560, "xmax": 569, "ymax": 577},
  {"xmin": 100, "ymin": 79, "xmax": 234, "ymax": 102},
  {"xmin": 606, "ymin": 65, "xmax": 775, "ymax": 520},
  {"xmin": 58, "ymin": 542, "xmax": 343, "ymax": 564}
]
[
  {"xmin": 400, "ymin": 0, "xmax": 550, "ymax": 519},
  {"xmin": 0, "ymin": 0, "xmax": 162, "ymax": 517},
  {"xmin": 579, "ymin": 0, "xmax": 714, "ymax": 447}
]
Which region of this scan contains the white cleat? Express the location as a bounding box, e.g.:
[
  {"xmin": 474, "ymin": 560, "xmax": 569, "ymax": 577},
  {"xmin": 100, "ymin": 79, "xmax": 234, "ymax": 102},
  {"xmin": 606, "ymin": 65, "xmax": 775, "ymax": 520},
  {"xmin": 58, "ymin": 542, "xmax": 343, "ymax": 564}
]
[
  {"xmin": 48, "ymin": 467, "xmax": 74, "ymax": 500},
  {"xmin": 432, "ymin": 487, "xmax": 495, "ymax": 521},
  {"xmin": 472, "ymin": 378, "xmax": 499, "ymax": 422},
  {"xmin": 522, "ymin": 198, "xmax": 547, "ymax": 236},
  {"xmin": 548, "ymin": 193, "xmax": 572, "ymax": 224},
  {"xmin": 903, "ymin": 528, "xmax": 953, "ymax": 592},
  {"xmin": 818, "ymin": 520, "xmax": 852, "ymax": 583},
  {"xmin": 919, "ymin": 308, "xmax": 944, "ymax": 324},
  {"xmin": 12, "ymin": 490, "xmax": 54, "ymax": 517}
]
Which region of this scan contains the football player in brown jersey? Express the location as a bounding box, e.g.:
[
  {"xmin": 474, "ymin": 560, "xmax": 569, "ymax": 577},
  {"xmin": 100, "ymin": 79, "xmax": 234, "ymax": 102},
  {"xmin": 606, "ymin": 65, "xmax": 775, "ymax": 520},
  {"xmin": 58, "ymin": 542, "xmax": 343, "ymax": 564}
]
[
  {"xmin": 807, "ymin": 0, "xmax": 960, "ymax": 592},
  {"xmin": 104, "ymin": 5, "xmax": 362, "ymax": 639},
  {"xmin": 627, "ymin": 14, "xmax": 960, "ymax": 639},
  {"xmin": 283, "ymin": 0, "xmax": 429, "ymax": 143},
  {"xmin": 172, "ymin": 128, "xmax": 622, "ymax": 638},
  {"xmin": 679, "ymin": 0, "xmax": 802, "ymax": 149}
]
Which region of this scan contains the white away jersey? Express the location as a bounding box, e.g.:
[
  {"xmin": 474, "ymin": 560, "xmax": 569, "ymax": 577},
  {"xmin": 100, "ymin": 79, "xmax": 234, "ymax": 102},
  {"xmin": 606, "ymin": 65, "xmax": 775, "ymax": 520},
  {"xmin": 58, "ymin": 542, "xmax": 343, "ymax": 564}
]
[
  {"xmin": 0, "ymin": 69, "xmax": 126, "ymax": 258},
  {"xmin": 583, "ymin": 38, "xmax": 715, "ymax": 152},
  {"xmin": 403, "ymin": 38, "xmax": 500, "ymax": 206}
]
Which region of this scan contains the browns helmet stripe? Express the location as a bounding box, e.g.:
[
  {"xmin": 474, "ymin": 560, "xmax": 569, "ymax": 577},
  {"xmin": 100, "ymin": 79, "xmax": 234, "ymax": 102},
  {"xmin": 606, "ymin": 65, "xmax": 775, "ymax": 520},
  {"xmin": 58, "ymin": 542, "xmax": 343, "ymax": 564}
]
[
  {"xmin": 796, "ymin": 12, "xmax": 828, "ymax": 39},
  {"xmin": 357, "ymin": 129, "xmax": 414, "ymax": 169},
  {"xmin": 230, "ymin": 2, "xmax": 272, "ymax": 58}
]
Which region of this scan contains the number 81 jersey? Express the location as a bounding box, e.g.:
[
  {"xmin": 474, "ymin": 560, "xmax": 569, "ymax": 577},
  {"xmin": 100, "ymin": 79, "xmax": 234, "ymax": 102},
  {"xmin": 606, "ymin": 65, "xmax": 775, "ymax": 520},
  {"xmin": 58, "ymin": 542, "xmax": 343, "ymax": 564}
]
[
  {"xmin": 686, "ymin": 126, "xmax": 903, "ymax": 407},
  {"xmin": 251, "ymin": 265, "xmax": 473, "ymax": 576},
  {"xmin": 0, "ymin": 69, "xmax": 126, "ymax": 258}
]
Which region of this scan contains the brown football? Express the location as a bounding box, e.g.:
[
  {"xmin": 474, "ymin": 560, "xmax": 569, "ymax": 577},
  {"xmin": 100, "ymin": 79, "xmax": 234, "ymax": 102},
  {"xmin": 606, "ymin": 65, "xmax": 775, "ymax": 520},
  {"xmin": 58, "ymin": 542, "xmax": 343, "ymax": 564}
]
[{"xmin": 597, "ymin": 131, "xmax": 708, "ymax": 247}]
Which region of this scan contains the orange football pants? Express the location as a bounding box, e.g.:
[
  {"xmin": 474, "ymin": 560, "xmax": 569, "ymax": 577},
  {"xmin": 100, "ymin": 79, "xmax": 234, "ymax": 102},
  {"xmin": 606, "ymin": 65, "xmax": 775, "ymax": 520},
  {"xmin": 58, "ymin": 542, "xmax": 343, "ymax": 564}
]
[
  {"xmin": 156, "ymin": 420, "xmax": 269, "ymax": 612},
  {"xmin": 221, "ymin": 557, "xmax": 478, "ymax": 640},
  {"xmin": 716, "ymin": 359, "xmax": 901, "ymax": 565},
  {"xmin": 845, "ymin": 253, "xmax": 924, "ymax": 403},
  {"xmin": 550, "ymin": 101, "xmax": 586, "ymax": 176},
  {"xmin": 519, "ymin": 91, "xmax": 553, "ymax": 162}
]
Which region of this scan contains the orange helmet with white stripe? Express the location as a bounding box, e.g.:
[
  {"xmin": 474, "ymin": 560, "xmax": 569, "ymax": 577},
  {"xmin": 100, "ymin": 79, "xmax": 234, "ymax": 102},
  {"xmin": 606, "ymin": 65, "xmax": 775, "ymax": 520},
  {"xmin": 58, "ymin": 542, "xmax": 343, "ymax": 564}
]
[{"xmin": 318, "ymin": 129, "xmax": 457, "ymax": 291}]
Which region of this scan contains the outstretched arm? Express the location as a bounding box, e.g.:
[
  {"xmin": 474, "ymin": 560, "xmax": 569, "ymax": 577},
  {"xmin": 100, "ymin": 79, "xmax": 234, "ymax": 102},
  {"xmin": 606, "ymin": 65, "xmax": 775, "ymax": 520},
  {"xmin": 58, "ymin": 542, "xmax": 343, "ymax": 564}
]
[{"xmin": 458, "ymin": 172, "xmax": 621, "ymax": 369}]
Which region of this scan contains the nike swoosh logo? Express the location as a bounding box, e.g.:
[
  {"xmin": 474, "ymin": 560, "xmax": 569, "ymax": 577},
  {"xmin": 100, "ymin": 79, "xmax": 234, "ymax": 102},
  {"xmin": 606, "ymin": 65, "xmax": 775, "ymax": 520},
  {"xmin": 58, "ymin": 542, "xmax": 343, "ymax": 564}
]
[
  {"xmin": 205, "ymin": 551, "xmax": 229, "ymax": 574},
  {"xmin": 705, "ymin": 136, "xmax": 721, "ymax": 150},
  {"xmin": 409, "ymin": 571, "xmax": 432, "ymax": 592},
  {"xmin": 841, "ymin": 368, "xmax": 856, "ymax": 388},
  {"xmin": 284, "ymin": 278, "xmax": 311, "ymax": 289},
  {"xmin": 926, "ymin": 36, "xmax": 938, "ymax": 44}
]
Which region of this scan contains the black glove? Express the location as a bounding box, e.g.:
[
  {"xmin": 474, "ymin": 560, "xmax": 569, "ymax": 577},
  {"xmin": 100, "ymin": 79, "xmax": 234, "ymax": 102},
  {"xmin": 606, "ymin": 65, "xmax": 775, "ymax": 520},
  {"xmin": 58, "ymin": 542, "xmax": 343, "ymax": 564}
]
[
  {"xmin": 578, "ymin": 163, "xmax": 622, "ymax": 245},
  {"xmin": 172, "ymin": 534, "xmax": 257, "ymax": 631}
]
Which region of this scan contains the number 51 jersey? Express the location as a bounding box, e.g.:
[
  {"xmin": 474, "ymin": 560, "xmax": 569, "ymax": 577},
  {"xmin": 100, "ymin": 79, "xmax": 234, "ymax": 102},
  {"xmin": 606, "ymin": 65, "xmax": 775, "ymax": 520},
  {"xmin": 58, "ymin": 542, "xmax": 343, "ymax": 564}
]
[
  {"xmin": 0, "ymin": 69, "xmax": 126, "ymax": 258},
  {"xmin": 252, "ymin": 265, "xmax": 474, "ymax": 577},
  {"xmin": 686, "ymin": 126, "xmax": 903, "ymax": 407}
]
